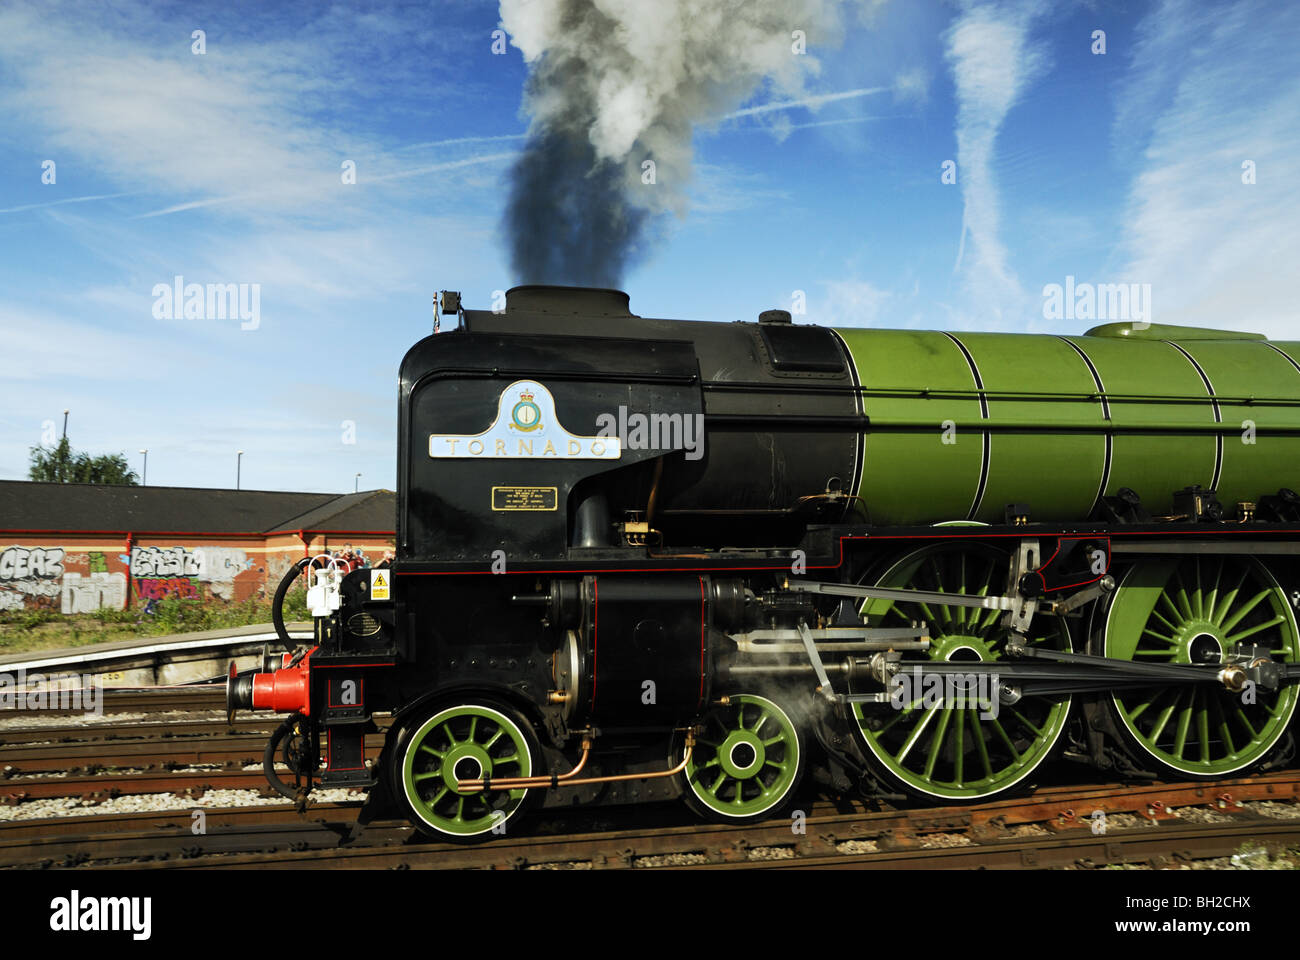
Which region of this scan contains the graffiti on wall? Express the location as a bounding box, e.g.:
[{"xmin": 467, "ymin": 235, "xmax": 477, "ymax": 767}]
[
  {"xmin": 128, "ymin": 546, "xmax": 251, "ymax": 601},
  {"xmin": 0, "ymin": 546, "xmax": 66, "ymax": 610},
  {"xmin": 61, "ymin": 572, "xmax": 128, "ymax": 613}
]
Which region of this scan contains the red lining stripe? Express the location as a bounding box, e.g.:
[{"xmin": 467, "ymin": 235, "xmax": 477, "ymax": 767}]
[
  {"xmin": 392, "ymin": 526, "xmax": 1300, "ymax": 578},
  {"xmin": 590, "ymin": 578, "xmax": 599, "ymax": 713},
  {"xmin": 698, "ymin": 576, "xmax": 706, "ymax": 708}
]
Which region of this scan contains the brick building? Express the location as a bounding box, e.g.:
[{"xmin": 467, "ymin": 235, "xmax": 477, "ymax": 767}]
[{"xmin": 0, "ymin": 481, "xmax": 394, "ymax": 613}]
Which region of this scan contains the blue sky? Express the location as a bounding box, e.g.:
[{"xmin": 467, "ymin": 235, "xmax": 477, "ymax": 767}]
[{"xmin": 1, "ymin": 0, "xmax": 1297, "ymax": 493}]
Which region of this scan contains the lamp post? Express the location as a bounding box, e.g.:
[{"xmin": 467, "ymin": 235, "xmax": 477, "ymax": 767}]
[
  {"xmin": 355, "ymin": 472, "xmax": 361, "ymax": 493},
  {"xmin": 139, "ymin": 449, "xmax": 148, "ymax": 486},
  {"xmin": 237, "ymin": 450, "xmax": 244, "ymax": 490}
]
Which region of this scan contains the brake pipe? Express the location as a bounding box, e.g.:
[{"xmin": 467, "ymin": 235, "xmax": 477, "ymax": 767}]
[
  {"xmin": 458, "ymin": 738, "xmax": 592, "ymax": 792},
  {"xmin": 459, "ymin": 734, "xmax": 694, "ymax": 793}
]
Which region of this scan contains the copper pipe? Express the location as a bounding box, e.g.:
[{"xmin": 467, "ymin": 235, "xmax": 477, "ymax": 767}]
[
  {"xmin": 459, "ymin": 737, "xmax": 694, "ymax": 793},
  {"xmin": 458, "ymin": 738, "xmax": 592, "ymax": 792},
  {"xmin": 646, "ymin": 456, "xmax": 664, "ymax": 529}
]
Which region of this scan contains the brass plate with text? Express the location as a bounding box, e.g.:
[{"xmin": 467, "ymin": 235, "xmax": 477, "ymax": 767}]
[{"xmin": 492, "ymin": 486, "xmax": 558, "ymax": 511}]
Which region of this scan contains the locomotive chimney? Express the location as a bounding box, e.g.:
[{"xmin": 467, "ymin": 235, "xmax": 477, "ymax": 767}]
[{"xmin": 505, "ymin": 285, "xmax": 633, "ymax": 317}]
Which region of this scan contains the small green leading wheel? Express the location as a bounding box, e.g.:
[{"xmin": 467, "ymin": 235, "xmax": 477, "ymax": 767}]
[
  {"xmin": 391, "ymin": 701, "xmax": 540, "ymax": 840},
  {"xmin": 1099, "ymin": 556, "xmax": 1300, "ymax": 778},
  {"xmin": 680, "ymin": 694, "xmax": 806, "ymax": 823},
  {"xmin": 850, "ymin": 542, "xmax": 1074, "ymax": 802}
]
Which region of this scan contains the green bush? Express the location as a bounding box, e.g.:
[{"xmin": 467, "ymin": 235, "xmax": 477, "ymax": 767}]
[
  {"xmin": 0, "ymin": 584, "xmax": 316, "ymax": 651},
  {"xmin": 0, "ymin": 609, "xmax": 63, "ymax": 632}
]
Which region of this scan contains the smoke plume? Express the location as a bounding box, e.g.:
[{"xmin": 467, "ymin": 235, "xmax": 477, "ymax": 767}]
[{"xmin": 500, "ymin": 0, "xmax": 854, "ymax": 288}]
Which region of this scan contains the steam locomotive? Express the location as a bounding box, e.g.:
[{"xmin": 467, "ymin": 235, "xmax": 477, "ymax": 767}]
[{"xmin": 229, "ymin": 285, "xmax": 1300, "ymax": 839}]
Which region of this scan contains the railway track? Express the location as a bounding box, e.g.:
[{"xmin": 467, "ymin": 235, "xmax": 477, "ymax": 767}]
[
  {"xmin": 0, "ymin": 697, "xmax": 386, "ymax": 801},
  {"xmin": 4, "ymin": 690, "xmax": 1300, "ymax": 870},
  {"xmin": 3, "ymin": 686, "xmax": 229, "ymax": 716},
  {"xmin": 6, "ymin": 772, "xmax": 1300, "ymax": 870},
  {"xmin": 0, "ymin": 716, "xmax": 283, "ymax": 746}
]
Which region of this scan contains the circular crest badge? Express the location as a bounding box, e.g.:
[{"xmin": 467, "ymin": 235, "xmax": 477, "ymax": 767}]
[{"xmin": 511, "ymin": 390, "xmax": 542, "ymax": 432}]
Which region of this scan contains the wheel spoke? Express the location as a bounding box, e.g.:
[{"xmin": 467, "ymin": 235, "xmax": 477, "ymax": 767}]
[
  {"xmin": 1227, "ymin": 615, "xmax": 1285, "ymax": 645},
  {"xmin": 1147, "ymin": 690, "xmax": 1180, "ymax": 743},
  {"xmin": 1212, "ymin": 567, "xmax": 1250, "ymax": 625},
  {"xmin": 1158, "ymin": 590, "xmax": 1183, "ymax": 626},
  {"xmin": 987, "ymin": 715, "xmax": 1021, "ymax": 761},
  {"xmin": 894, "ymin": 706, "xmax": 938, "ymax": 764},
  {"xmin": 1197, "ymin": 691, "xmax": 1211, "ymax": 762},
  {"xmin": 1172, "ymin": 573, "xmax": 1194, "ymax": 622},
  {"xmin": 952, "ymin": 700, "xmax": 965, "ymax": 786},
  {"xmin": 1141, "ymin": 628, "xmax": 1178, "ymax": 646},
  {"xmin": 875, "ymin": 699, "xmax": 923, "ymax": 737},
  {"xmin": 1204, "ymin": 558, "xmax": 1223, "ymax": 621},
  {"xmin": 928, "ymin": 557, "xmax": 953, "ymax": 628},
  {"xmin": 1151, "ymin": 607, "xmax": 1179, "ymax": 633},
  {"xmin": 1127, "ymin": 686, "xmax": 1167, "ymax": 722},
  {"xmin": 1006, "ymin": 705, "xmax": 1044, "ymax": 739},
  {"xmin": 1212, "ymin": 695, "xmax": 1236, "ymax": 756},
  {"xmin": 968, "ymin": 708, "xmax": 993, "ymax": 778},
  {"xmin": 1220, "ymin": 589, "xmax": 1272, "ymax": 635},
  {"xmin": 1172, "ymin": 690, "xmax": 1194, "ymax": 759},
  {"xmin": 1233, "ymin": 707, "xmax": 1258, "ymax": 740},
  {"xmin": 923, "ymin": 708, "xmax": 953, "ymax": 780},
  {"xmin": 956, "ymin": 551, "xmax": 967, "ymax": 629}
]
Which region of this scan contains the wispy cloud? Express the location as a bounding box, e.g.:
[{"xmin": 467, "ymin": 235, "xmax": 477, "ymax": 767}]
[
  {"xmin": 1115, "ymin": 0, "xmax": 1300, "ymax": 338},
  {"xmin": 0, "ymin": 192, "xmax": 138, "ymax": 215},
  {"xmin": 724, "ymin": 86, "xmax": 891, "ymax": 120},
  {"xmin": 944, "ymin": 0, "xmax": 1049, "ymax": 323},
  {"xmin": 818, "ymin": 279, "xmax": 892, "ymax": 328}
]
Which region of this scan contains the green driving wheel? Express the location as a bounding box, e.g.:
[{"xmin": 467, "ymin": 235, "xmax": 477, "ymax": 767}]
[
  {"xmin": 851, "ymin": 543, "xmax": 1073, "ymax": 801},
  {"xmin": 395, "ymin": 702, "xmax": 537, "ymax": 839},
  {"xmin": 1102, "ymin": 557, "xmax": 1300, "ymax": 777},
  {"xmin": 682, "ymin": 694, "xmax": 804, "ymax": 822}
]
